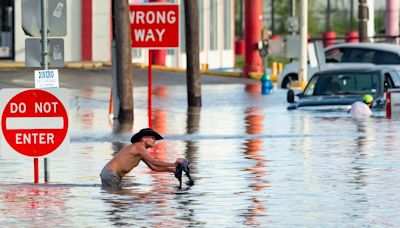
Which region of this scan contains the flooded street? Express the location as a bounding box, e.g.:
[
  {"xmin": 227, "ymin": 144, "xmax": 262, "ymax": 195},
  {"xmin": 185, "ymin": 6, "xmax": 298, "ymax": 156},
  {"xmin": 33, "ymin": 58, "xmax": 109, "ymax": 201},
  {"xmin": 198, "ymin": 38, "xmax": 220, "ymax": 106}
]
[{"xmin": 0, "ymin": 68, "xmax": 400, "ymax": 227}]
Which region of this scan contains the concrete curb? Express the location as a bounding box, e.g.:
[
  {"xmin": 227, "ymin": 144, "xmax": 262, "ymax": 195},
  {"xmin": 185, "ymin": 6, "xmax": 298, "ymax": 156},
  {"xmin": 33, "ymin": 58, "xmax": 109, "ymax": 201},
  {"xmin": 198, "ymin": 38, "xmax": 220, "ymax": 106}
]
[{"xmin": 0, "ymin": 61, "xmax": 243, "ymax": 78}]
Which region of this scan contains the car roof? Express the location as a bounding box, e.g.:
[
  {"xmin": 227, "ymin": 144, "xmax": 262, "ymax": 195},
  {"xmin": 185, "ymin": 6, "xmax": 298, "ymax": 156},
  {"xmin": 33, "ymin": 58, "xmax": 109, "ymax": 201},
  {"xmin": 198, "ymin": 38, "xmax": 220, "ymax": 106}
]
[
  {"xmin": 326, "ymin": 42, "xmax": 400, "ymax": 53},
  {"xmin": 315, "ymin": 64, "xmax": 381, "ymax": 75}
]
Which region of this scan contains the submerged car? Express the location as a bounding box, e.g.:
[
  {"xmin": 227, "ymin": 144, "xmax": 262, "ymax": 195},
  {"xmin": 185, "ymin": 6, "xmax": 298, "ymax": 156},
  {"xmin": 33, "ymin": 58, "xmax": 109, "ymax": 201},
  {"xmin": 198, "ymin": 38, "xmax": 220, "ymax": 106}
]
[
  {"xmin": 287, "ymin": 65, "xmax": 400, "ymax": 110},
  {"xmin": 278, "ymin": 42, "xmax": 400, "ymax": 88}
]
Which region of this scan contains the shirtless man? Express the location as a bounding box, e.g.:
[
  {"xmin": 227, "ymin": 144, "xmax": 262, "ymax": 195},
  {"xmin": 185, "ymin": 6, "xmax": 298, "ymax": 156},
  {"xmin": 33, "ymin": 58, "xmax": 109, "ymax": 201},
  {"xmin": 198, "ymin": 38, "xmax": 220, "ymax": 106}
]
[{"xmin": 100, "ymin": 128, "xmax": 183, "ymax": 188}]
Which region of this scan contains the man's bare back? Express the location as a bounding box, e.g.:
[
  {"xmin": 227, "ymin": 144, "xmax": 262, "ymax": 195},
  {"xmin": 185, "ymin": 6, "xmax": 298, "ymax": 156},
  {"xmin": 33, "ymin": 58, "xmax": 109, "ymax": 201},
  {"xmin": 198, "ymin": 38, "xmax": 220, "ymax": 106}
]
[
  {"xmin": 100, "ymin": 128, "xmax": 183, "ymax": 188},
  {"xmin": 107, "ymin": 144, "xmax": 143, "ymax": 177}
]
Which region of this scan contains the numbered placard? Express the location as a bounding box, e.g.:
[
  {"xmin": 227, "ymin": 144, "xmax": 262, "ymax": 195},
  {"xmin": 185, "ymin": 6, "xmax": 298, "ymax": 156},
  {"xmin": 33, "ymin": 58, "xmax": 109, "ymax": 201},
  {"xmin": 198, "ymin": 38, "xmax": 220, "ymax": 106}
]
[{"xmin": 35, "ymin": 69, "xmax": 59, "ymax": 88}]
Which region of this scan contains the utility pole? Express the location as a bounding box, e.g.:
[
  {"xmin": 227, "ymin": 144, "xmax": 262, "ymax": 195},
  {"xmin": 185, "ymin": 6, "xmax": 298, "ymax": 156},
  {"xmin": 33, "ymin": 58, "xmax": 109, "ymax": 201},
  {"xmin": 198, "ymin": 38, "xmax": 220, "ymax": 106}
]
[
  {"xmin": 358, "ymin": 0, "xmax": 368, "ymax": 42},
  {"xmin": 184, "ymin": 0, "xmax": 201, "ymax": 107},
  {"xmin": 271, "ymin": 0, "xmax": 275, "ymax": 35},
  {"xmin": 113, "ymin": 0, "xmax": 133, "ymax": 120},
  {"xmin": 350, "ymin": 0, "xmax": 354, "ymax": 31},
  {"xmin": 326, "ymin": 0, "xmax": 331, "ymax": 31}
]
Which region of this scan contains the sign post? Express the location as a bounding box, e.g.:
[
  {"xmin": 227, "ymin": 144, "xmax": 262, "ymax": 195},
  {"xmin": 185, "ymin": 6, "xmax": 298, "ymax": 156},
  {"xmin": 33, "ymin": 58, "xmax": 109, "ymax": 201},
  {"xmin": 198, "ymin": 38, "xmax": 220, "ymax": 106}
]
[
  {"xmin": 22, "ymin": 0, "xmax": 67, "ymax": 183},
  {"xmin": 129, "ymin": 4, "xmax": 179, "ymax": 128}
]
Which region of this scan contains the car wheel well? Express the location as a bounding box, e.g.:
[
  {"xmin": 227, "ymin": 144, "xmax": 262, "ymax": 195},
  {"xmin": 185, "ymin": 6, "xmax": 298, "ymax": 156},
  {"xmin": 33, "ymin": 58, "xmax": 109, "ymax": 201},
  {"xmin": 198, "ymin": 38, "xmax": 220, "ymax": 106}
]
[{"xmin": 282, "ymin": 74, "xmax": 298, "ymax": 89}]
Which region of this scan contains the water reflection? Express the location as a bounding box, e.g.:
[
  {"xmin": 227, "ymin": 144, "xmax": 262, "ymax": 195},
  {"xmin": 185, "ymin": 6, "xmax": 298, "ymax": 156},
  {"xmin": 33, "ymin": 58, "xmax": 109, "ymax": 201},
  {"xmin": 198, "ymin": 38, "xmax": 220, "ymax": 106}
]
[
  {"xmin": 101, "ymin": 186, "xmax": 175, "ymax": 227},
  {"xmin": 185, "ymin": 107, "xmax": 200, "ymax": 175},
  {"xmin": 242, "ymin": 107, "xmax": 269, "ymax": 226},
  {"xmin": 351, "ymin": 121, "xmax": 370, "ymax": 190},
  {"xmin": 0, "ymin": 184, "xmax": 70, "ymax": 227}
]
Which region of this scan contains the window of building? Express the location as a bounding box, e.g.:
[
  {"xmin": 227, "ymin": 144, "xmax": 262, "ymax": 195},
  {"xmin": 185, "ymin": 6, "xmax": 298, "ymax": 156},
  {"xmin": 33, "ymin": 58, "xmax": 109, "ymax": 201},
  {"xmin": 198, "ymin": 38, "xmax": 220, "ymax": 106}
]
[
  {"xmin": 132, "ymin": 49, "xmax": 142, "ymax": 58},
  {"xmin": 0, "ymin": 0, "xmax": 14, "ymax": 59},
  {"xmin": 210, "ymin": 0, "xmax": 218, "ymax": 50},
  {"xmin": 199, "ymin": 0, "xmax": 204, "ymax": 51},
  {"xmin": 223, "ymin": 0, "xmax": 231, "ymax": 50}
]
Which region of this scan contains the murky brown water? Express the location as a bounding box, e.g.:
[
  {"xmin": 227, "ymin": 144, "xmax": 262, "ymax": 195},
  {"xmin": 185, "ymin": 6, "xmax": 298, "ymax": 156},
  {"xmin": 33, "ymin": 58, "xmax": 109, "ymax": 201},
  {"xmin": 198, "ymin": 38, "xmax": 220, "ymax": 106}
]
[{"xmin": 1, "ymin": 84, "xmax": 400, "ymax": 227}]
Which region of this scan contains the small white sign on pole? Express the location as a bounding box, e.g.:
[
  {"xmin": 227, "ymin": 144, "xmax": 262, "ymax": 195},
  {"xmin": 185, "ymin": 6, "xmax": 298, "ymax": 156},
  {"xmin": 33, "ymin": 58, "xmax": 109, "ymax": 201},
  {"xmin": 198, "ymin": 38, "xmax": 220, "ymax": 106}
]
[{"xmin": 34, "ymin": 69, "xmax": 60, "ymax": 88}]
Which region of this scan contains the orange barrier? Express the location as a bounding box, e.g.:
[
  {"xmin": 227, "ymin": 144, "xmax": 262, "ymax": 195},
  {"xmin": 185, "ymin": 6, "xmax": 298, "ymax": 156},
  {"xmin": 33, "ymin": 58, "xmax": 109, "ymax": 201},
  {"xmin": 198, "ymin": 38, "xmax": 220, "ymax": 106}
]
[{"xmin": 108, "ymin": 89, "xmax": 114, "ymax": 120}]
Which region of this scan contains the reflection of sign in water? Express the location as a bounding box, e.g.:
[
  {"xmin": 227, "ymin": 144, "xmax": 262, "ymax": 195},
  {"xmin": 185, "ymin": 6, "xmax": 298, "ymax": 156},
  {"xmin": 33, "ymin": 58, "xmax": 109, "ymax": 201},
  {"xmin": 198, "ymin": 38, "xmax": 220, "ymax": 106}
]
[
  {"xmin": 0, "ymin": 89, "xmax": 69, "ymax": 158},
  {"xmin": 1, "ymin": 185, "xmax": 69, "ymax": 226}
]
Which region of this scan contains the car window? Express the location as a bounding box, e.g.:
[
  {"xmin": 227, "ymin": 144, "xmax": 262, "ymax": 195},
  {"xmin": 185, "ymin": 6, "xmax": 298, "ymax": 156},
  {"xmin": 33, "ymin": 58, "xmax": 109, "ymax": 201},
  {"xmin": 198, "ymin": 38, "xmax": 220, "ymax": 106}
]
[
  {"xmin": 325, "ymin": 48, "xmax": 343, "ymax": 63},
  {"xmin": 388, "ymin": 69, "xmax": 400, "ymax": 87},
  {"xmin": 303, "ymin": 72, "xmax": 380, "ymax": 96},
  {"xmin": 375, "ymin": 51, "xmax": 400, "ymax": 64},
  {"xmin": 342, "ymin": 48, "xmax": 375, "ymax": 63},
  {"xmin": 384, "ymin": 73, "xmax": 395, "ymax": 92}
]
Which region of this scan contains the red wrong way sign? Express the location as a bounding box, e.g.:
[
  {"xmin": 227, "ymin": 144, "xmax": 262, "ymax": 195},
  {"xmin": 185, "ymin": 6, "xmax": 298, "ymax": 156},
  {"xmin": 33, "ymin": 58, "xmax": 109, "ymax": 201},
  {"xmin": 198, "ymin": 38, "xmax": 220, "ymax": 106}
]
[
  {"xmin": 130, "ymin": 4, "xmax": 179, "ymax": 48},
  {"xmin": 0, "ymin": 89, "xmax": 69, "ymax": 158}
]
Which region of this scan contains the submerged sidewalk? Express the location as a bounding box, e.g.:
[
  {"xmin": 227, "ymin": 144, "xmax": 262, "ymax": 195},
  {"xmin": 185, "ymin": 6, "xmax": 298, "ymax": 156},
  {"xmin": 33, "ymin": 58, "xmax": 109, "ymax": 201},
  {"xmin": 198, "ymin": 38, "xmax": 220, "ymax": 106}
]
[{"xmin": 0, "ymin": 61, "xmax": 245, "ymax": 78}]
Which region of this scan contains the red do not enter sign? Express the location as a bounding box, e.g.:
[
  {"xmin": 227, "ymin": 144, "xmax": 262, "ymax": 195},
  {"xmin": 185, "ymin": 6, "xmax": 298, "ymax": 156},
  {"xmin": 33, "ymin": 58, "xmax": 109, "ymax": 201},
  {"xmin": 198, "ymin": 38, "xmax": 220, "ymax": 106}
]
[{"xmin": 0, "ymin": 89, "xmax": 69, "ymax": 158}]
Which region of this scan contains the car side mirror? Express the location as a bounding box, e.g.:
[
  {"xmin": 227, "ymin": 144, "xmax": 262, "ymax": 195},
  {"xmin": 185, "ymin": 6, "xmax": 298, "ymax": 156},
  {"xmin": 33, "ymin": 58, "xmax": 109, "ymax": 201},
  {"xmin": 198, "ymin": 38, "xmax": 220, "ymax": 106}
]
[{"xmin": 374, "ymin": 97, "xmax": 385, "ymax": 107}]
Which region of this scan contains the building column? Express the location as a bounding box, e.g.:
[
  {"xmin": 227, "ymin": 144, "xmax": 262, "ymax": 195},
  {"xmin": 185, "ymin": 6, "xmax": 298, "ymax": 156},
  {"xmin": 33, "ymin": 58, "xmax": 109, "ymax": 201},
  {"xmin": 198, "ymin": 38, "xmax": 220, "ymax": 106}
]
[
  {"xmin": 386, "ymin": 0, "xmax": 399, "ymax": 44},
  {"xmin": 81, "ymin": 0, "xmax": 92, "ymax": 61},
  {"xmin": 149, "ymin": 0, "xmax": 167, "ymax": 65},
  {"xmin": 243, "ymin": 0, "xmax": 262, "ymax": 77}
]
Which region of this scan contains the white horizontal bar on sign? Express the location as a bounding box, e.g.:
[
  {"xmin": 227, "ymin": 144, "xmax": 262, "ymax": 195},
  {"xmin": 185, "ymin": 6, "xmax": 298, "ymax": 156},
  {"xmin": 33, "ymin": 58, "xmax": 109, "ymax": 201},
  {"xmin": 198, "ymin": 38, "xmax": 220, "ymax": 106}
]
[{"xmin": 6, "ymin": 117, "xmax": 64, "ymax": 130}]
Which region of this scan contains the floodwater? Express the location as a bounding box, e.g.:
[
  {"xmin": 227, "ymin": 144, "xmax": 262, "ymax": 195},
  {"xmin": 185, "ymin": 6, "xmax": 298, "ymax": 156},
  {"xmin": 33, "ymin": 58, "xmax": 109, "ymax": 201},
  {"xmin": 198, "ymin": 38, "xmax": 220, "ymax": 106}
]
[{"xmin": 1, "ymin": 82, "xmax": 400, "ymax": 227}]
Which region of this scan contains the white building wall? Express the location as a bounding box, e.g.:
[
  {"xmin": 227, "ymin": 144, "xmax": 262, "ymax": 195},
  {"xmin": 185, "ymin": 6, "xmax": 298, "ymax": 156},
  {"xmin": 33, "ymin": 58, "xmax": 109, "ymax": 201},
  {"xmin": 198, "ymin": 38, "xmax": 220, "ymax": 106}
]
[
  {"xmin": 92, "ymin": 0, "xmax": 111, "ymax": 61},
  {"xmin": 65, "ymin": 0, "xmax": 82, "ymax": 62},
  {"xmin": 14, "ymin": 0, "xmax": 24, "ymax": 62}
]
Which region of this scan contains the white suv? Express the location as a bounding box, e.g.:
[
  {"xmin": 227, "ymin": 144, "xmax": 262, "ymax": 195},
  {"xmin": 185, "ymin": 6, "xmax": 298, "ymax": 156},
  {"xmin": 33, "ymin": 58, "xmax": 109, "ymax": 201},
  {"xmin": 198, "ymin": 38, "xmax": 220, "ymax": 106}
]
[{"xmin": 278, "ymin": 43, "xmax": 400, "ymax": 88}]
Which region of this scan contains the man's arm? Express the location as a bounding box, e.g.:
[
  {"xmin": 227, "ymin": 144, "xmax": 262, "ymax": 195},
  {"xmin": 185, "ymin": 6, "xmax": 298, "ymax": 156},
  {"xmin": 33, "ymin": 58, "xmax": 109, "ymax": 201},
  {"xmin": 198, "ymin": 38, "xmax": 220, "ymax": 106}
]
[{"xmin": 140, "ymin": 150, "xmax": 179, "ymax": 172}]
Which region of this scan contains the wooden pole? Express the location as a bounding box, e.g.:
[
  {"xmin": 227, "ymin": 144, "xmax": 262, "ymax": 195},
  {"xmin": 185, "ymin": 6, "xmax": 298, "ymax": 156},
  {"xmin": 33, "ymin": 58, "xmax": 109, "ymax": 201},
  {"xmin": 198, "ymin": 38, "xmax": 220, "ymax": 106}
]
[
  {"xmin": 184, "ymin": 0, "xmax": 201, "ymax": 107},
  {"xmin": 113, "ymin": 0, "xmax": 133, "ymax": 121}
]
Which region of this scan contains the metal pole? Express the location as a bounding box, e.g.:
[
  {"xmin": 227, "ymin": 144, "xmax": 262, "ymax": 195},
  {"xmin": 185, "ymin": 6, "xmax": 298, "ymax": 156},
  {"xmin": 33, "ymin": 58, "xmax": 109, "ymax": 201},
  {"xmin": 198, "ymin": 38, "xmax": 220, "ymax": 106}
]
[
  {"xmin": 326, "ymin": 0, "xmax": 331, "ymax": 31},
  {"xmin": 41, "ymin": 0, "xmax": 49, "ymax": 182},
  {"xmin": 291, "ymin": 0, "xmax": 296, "ymax": 35},
  {"xmin": 358, "ymin": 0, "xmax": 368, "ymax": 42},
  {"xmin": 299, "ymin": 0, "xmax": 308, "ymax": 87},
  {"xmin": 291, "ymin": 0, "xmax": 296, "ymax": 17},
  {"xmin": 271, "ymin": 0, "xmax": 275, "ymax": 35},
  {"xmin": 111, "ymin": 40, "xmax": 119, "ymax": 119},
  {"xmin": 148, "ymin": 50, "xmax": 153, "ymax": 128},
  {"xmin": 350, "ymin": 0, "xmax": 354, "ymax": 30}
]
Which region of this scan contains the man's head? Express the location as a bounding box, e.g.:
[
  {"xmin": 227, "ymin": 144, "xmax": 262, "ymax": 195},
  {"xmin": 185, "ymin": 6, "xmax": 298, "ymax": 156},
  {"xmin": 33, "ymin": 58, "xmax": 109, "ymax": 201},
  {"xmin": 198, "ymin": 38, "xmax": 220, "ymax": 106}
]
[
  {"xmin": 363, "ymin": 94, "xmax": 373, "ymax": 107},
  {"xmin": 130, "ymin": 128, "xmax": 163, "ymax": 144}
]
